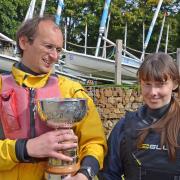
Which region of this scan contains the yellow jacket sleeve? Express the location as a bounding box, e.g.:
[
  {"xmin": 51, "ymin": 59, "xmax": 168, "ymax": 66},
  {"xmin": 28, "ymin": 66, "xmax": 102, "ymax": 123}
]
[
  {"xmin": 0, "ymin": 139, "xmax": 19, "ymax": 170},
  {"xmin": 58, "ymin": 76, "xmax": 107, "ymax": 169},
  {"xmin": 0, "ymin": 76, "xmax": 19, "ymax": 171}
]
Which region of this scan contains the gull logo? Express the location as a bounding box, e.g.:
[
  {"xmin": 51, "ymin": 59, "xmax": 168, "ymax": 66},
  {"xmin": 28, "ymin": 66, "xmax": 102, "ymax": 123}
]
[{"xmin": 139, "ymin": 144, "xmax": 168, "ymax": 151}]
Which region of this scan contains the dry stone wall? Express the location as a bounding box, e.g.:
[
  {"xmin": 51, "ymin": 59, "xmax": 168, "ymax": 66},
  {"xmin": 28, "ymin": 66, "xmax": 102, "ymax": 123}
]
[{"xmin": 86, "ymin": 86, "xmax": 143, "ymax": 137}]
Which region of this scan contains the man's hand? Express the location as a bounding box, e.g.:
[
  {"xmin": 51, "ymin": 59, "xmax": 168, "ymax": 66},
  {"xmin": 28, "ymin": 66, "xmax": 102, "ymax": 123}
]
[
  {"xmin": 63, "ymin": 173, "xmax": 88, "ymax": 180},
  {"xmin": 26, "ymin": 129, "xmax": 77, "ymax": 161}
]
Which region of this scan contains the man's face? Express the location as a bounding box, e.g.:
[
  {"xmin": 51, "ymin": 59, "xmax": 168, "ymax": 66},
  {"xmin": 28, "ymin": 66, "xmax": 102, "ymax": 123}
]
[
  {"xmin": 19, "ymin": 20, "xmax": 63, "ymax": 74},
  {"xmin": 140, "ymin": 78, "xmax": 177, "ymax": 109}
]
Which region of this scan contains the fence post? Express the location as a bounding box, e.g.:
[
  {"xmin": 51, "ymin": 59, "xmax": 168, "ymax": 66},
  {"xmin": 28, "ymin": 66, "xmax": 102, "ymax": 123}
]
[{"xmin": 115, "ymin": 39, "xmax": 122, "ymax": 85}]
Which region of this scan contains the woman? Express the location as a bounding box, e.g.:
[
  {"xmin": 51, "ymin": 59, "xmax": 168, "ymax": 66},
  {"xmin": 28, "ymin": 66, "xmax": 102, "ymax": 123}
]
[{"xmin": 100, "ymin": 52, "xmax": 180, "ymax": 180}]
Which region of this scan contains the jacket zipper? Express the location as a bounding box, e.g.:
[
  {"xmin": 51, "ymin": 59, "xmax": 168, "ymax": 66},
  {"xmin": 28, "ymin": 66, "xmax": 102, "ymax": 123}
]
[
  {"xmin": 29, "ymin": 88, "xmax": 36, "ymax": 138},
  {"xmin": 132, "ymin": 153, "xmax": 142, "ymax": 180}
]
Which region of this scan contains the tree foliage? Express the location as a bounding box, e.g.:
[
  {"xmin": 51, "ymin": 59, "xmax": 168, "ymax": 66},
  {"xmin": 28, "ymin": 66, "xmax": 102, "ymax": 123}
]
[
  {"xmin": 0, "ymin": 0, "xmax": 29, "ymax": 39},
  {"xmin": 0, "ymin": 0, "xmax": 179, "ymax": 57}
]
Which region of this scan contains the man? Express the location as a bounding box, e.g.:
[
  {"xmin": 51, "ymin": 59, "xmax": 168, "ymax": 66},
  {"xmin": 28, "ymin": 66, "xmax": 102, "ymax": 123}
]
[{"xmin": 0, "ymin": 16, "xmax": 107, "ymax": 180}]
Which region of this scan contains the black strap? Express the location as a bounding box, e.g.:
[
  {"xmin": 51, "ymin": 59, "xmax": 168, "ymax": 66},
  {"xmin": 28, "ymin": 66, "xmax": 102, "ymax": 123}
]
[{"xmin": 0, "ymin": 119, "xmax": 5, "ymax": 139}]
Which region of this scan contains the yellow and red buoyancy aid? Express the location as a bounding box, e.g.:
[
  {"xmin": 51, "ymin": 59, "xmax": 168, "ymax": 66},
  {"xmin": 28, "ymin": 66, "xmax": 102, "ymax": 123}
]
[{"xmin": 0, "ymin": 74, "xmax": 60, "ymax": 139}]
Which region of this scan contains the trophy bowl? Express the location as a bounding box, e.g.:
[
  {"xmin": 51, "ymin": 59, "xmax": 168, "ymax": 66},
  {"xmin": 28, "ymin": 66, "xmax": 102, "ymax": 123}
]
[
  {"xmin": 36, "ymin": 98, "xmax": 87, "ymax": 175},
  {"xmin": 37, "ymin": 98, "xmax": 87, "ymax": 128}
]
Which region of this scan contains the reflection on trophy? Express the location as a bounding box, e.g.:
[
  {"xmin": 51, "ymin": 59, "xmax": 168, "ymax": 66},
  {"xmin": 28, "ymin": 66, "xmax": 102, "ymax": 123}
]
[{"xmin": 36, "ymin": 98, "xmax": 87, "ymax": 176}]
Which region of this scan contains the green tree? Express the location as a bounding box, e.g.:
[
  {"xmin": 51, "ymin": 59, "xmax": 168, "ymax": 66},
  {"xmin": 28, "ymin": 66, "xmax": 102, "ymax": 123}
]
[
  {"xmin": 106, "ymin": 0, "xmax": 180, "ymax": 57},
  {"xmin": 0, "ymin": 0, "xmax": 30, "ymax": 39}
]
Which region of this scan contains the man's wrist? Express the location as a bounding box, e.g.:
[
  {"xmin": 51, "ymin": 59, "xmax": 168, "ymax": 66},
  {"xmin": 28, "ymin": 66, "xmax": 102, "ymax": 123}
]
[{"xmin": 15, "ymin": 139, "xmax": 33, "ymax": 162}]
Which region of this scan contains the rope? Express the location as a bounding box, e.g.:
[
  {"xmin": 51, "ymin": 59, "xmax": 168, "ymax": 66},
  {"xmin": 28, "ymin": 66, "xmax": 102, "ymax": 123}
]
[
  {"xmin": 124, "ymin": 45, "xmax": 177, "ymax": 55},
  {"xmin": 124, "ymin": 46, "xmax": 147, "ymax": 54},
  {"xmin": 67, "ymin": 41, "xmax": 113, "ymax": 49}
]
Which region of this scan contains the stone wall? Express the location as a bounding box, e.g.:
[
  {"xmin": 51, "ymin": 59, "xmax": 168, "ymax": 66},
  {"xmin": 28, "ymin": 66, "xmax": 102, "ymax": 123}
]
[{"xmin": 85, "ymin": 86, "xmax": 143, "ymax": 137}]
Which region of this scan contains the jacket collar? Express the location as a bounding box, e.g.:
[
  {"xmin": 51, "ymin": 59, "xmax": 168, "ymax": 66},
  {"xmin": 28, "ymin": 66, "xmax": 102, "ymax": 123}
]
[{"xmin": 11, "ymin": 63, "xmax": 52, "ymax": 88}]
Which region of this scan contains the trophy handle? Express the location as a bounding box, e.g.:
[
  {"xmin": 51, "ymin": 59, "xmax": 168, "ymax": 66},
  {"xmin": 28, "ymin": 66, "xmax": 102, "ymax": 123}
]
[{"xmin": 36, "ymin": 100, "xmax": 47, "ymax": 121}]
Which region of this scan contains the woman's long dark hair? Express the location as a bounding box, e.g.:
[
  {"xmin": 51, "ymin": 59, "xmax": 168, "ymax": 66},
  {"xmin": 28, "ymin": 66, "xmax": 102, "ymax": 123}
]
[{"xmin": 137, "ymin": 52, "xmax": 180, "ymax": 160}]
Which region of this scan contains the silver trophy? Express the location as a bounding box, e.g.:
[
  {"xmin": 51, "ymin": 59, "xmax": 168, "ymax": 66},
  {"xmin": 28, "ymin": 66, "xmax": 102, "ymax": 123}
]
[{"xmin": 36, "ymin": 98, "xmax": 87, "ymax": 176}]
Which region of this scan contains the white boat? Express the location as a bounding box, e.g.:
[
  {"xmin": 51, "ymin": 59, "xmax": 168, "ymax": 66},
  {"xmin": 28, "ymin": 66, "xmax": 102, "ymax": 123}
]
[
  {"xmin": 0, "ymin": 54, "xmax": 19, "ymax": 73},
  {"xmin": 59, "ymin": 50, "xmax": 141, "ymax": 81},
  {"xmin": 0, "ymin": 33, "xmax": 19, "ymax": 73}
]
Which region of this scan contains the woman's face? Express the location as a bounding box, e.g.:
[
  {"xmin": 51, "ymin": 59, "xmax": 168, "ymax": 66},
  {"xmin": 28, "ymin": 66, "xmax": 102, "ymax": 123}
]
[{"xmin": 140, "ymin": 78, "xmax": 177, "ymax": 109}]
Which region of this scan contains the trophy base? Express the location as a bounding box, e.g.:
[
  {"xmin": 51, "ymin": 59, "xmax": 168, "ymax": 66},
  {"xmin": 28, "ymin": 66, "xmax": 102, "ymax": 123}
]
[{"xmin": 46, "ymin": 162, "xmax": 80, "ymax": 175}]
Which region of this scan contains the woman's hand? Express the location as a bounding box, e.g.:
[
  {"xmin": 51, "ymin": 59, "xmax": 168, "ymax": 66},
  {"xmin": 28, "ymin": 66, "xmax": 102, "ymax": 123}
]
[{"xmin": 63, "ymin": 173, "xmax": 88, "ymax": 180}]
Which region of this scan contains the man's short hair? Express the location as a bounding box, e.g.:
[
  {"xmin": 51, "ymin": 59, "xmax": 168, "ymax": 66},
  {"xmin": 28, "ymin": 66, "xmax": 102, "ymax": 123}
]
[{"xmin": 16, "ymin": 15, "xmax": 57, "ymax": 56}]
